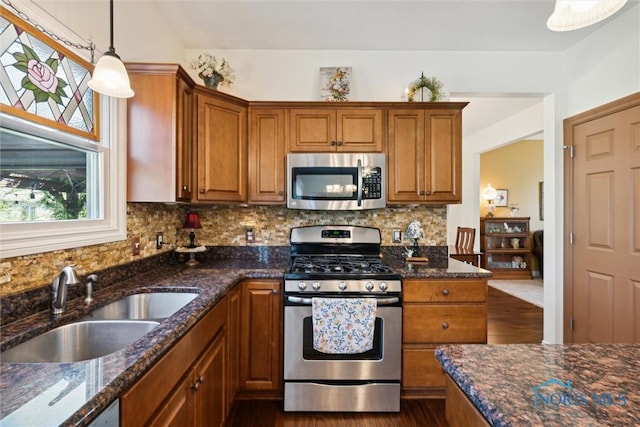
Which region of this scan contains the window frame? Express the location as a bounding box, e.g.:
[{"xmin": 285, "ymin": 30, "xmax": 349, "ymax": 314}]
[{"xmin": 0, "ymin": 97, "xmax": 127, "ymax": 258}]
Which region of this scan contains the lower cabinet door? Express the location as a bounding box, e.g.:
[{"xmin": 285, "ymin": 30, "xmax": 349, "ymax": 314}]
[
  {"xmin": 148, "ymin": 379, "xmax": 194, "ymax": 427},
  {"xmin": 194, "ymin": 329, "xmax": 227, "ymax": 427},
  {"xmin": 402, "ymin": 347, "xmax": 445, "ymax": 390}
]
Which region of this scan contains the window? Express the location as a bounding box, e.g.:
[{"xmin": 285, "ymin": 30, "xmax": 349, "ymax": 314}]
[{"xmin": 0, "ymin": 7, "xmax": 126, "ymax": 258}]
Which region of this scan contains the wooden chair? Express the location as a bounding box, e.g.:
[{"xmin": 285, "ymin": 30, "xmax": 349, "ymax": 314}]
[{"xmin": 455, "ymin": 227, "xmax": 476, "ymax": 251}]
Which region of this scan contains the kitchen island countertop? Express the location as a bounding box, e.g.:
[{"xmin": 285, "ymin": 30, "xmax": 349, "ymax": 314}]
[
  {"xmin": 436, "ymin": 343, "xmax": 640, "ymax": 426},
  {"xmin": 1, "ymin": 252, "xmax": 489, "ymax": 426}
]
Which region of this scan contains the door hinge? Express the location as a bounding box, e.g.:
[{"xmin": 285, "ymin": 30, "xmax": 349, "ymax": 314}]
[
  {"xmin": 569, "ymin": 232, "xmax": 574, "ymax": 245},
  {"xmin": 563, "ymin": 145, "xmax": 574, "ymax": 158},
  {"xmin": 570, "ymin": 318, "xmax": 575, "ymax": 331}
]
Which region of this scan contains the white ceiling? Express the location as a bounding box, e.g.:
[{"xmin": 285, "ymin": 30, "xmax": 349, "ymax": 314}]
[{"xmin": 150, "ymin": 0, "xmax": 631, "ymax": 51}]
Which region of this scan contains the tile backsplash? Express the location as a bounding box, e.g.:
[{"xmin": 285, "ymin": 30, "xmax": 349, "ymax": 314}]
[{"xmin": 0, "ymin": 203, "xmax": 446, "ymax": 296}]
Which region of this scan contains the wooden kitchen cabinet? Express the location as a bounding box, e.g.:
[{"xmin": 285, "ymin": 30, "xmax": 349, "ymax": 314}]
[
  {"xmin": 126, "ymin": 63, "xmax": 195, "ymax": 202},
  {"xmin": 195, "ymin": 88, "xmax": 248, "ymax": 202},
  {"xmin": 402, "ymin": 278, "xmax": 487, "ymax": 398},
  {"xmin": 248, "ymin": 108, "xmax": 286, "ymax": 203},
  {"xmin": 288, "ymin": 108, "xmax": 383, "ymax": 152},
  {"xmin": 238, "ymin": 280, "xmax": 283, "ymax": 397},
  {"xmin": 226, "ymin": 286, "xmax": 240, "ymax": 407},
  {"xmin": 387, "ymin": 104, "xmax": 466, "ymax": 204},
  {"xmin": 480, "ymin": 217, "xmax": 532, "ymax": 279},
  {"xmin": 121, "ymin": 296, "xmax": 229, "ymax": 427}
]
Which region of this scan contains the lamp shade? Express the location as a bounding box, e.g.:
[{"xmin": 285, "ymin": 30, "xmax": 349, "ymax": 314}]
[
  {"xmin": 547, "ymin": 0, "xmax": 628, "ymax": 31},
  {"xmin": 88, "ymin": 51, "xmax": 134, "ymax": 98},
  {"xmin": 183, "ymin": 212, "xmax": 202, "ymax": 229},
  {"xmin": 482, "ymin": 184, "xmax": 498, "ymax": 202}
]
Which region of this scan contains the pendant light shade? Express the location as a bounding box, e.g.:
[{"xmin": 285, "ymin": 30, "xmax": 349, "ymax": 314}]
[
  {"xmin": 87, "ymin": 0, "xmax": 134, "ymax": 98},
  {"xmin": 547, "ymin": 0, "xmax": 628, "ymax": 31}
]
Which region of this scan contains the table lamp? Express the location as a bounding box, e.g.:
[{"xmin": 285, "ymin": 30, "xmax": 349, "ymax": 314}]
[
  {"xmin": 482, "ymin": 184, "xmax": 498, "ymax": 217},
  {"xmin": 182, "ymin": 211, "xmax": 202, "ymax": 248}
]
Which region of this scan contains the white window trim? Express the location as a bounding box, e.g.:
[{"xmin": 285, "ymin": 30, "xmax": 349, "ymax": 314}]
[{"xmin": 0, "ymin": 97, "xmax": 127, "ymax": 258}]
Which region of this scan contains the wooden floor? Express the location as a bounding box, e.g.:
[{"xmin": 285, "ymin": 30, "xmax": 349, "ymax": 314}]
[{"xmin": 225, "ymin": 287, "xmax": 543, "ymax": 426}]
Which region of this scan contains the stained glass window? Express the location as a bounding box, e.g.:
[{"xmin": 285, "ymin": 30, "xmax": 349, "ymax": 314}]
[{"xmin": 0, "ymin": 11, "xmax": 98, "ymax": 141}]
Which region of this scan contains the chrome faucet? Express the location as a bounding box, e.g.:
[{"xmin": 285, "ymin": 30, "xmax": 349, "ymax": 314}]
[{"xmin": 51, "ymin": 265, "xmax": 80, "ymax": 315}]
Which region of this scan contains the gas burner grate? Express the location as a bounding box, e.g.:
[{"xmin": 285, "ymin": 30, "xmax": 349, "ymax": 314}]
[{"xmin": 289, "ymin": 255, "xmax": 394, "ymax": 275}]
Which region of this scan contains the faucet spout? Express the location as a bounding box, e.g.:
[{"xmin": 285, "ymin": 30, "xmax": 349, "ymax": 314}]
[{"xmin": 51, "ymin": 265, "xmax": 80, "ymax": 315}]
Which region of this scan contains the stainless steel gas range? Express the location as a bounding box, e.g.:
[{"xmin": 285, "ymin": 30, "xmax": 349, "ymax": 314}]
[{"xmin": 283, "ymin": 225, "xmax": 402, "ymax": 412}]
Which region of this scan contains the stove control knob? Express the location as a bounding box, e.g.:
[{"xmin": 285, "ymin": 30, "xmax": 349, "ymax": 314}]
[
  {"xmin": 339, "ymin": 281, "xmax": 347, "ymax": 291},
  {"xmin": 379, "ymin": 282, "xmax": 388, "ymax": 291},
  {"xmin": 365, "ymin": 281, "xmax": 374, "ymax": 291},
  {"xmin": 298, "ymin": 282, "xmax": 307, "ymax": 291},
  {"xmin": 312, "ymin": 281, "xmax": 321, "ymax": 290}
]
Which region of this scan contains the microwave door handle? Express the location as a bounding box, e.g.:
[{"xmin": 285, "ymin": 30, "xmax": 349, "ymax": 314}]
[{"xmin": 357, "ymin": 158, "xmax": 363, "ymax": 207}]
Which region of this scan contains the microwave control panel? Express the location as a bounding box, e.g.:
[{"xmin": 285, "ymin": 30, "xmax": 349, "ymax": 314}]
[{"xmin": 362, "ymin": 167, "xmax": 383, "ymax": 199}]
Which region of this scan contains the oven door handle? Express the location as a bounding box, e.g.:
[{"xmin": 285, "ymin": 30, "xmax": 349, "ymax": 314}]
[{"xmin": 287, "ymin": 296, "xmax": 400, "ymax": 305}]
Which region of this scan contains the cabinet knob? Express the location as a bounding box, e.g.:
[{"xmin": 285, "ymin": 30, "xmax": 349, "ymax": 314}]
[
  {"xmin": 330, "ymin": 141, "xmax": 337, "ymax": 146},
  {"xmin": 192, "ymin": 382, "xmax": 200, "ymax": 391},
  {"xmin": 198, "ymin": 374, "xmax": 205, "ymax": 383},
  {"xmin": 277, "ymin": 190, "xmax": 283, "ymax": 196},
  {"xmin": 337, "ymin": 141, "xmax": 343, "ymax": 146},
  {"xmin": 199, "ymin": 189, "xmax": 206, "ymax": 194},
  {"xmin": 272, "ymin": 288, "xmax": 279, "ymax": 295},
  {"xmin": 441, "ymin": 289, "xmax": 450, "ymax": 296},
  {"xmin": 425, "ymin": 191, "xmax": 432, "ymax": 196},
  {"xmin": 419, "ymin": 190, "xmax": 425, "ymax": 196},
  {"xmin": 183, "ymin": 185, "xmax": 188, "ymax": 191},
  {"xmin": 442, "ymin": 322, "xmax": 449, "ymax": 329}
]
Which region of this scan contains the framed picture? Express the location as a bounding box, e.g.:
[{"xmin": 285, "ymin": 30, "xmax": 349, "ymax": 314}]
[
  {"xmin": 495, "ymin": 189, "xmax": 508, "ymax": 207},
  {"xmin": 539, "ymin": 181, "xmax": 544, "ymax": 220},
  {"xmin": 320, "ymin": 67, "xmax": 351, "ymax": 101}
]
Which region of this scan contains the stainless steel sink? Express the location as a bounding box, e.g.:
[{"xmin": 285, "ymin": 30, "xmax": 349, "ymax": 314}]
[
  {"xmin": 0, "ymin": 320, "xmax": 159, "ymax": 363},
  {"xmin": 87, "ymin": 292, "xmax": 198, "ymax": 321}
]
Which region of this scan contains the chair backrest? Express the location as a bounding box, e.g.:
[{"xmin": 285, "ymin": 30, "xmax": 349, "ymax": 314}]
[{"xmin": 455, "ymin": 227, "xmax": 476, "ymax": 251}]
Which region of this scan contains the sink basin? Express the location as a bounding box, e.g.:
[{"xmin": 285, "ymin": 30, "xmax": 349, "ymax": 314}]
[
  {"xmin": 87, "ymin": 292, "xmax": 198, "ymax": 321},
  {"xmin": 0, "ymin": 320, "xmax": 159, "ymax": 363}
]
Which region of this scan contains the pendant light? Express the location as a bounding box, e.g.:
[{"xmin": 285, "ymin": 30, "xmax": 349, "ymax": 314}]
[
  {"xmin": 88, "ymin": 0, "xmax": 134, "ymax": 98},
  {"xmin": 547, "ymin": 0, "xmax": 628, "ymax": 32}
]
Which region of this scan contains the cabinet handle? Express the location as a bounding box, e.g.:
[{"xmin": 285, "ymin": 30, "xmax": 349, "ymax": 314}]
[
  {"xmin": 272, "ymin": 288, "xmax": 279, "ymax": 295},
  {"xmin": 330, "ymin": 141, "xmax": 337, "ymax": 146},
  {"xmin": 199, "ymin": 189, "xmax": 206, "ymax": 194},
  {"xmin": 441, "ymin": 289, "xmax": 450, "ymax": 296},
  {"xmin": 442, "ymin": 322, "xmax": 449, "ymax": 329}
]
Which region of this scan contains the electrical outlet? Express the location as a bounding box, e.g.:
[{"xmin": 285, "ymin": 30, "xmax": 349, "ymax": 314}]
[
  {"xmin": 245, "ymin": 226, "xmax": 255, "ymax": 244},
  {"xmin": 392, "ymin": 230, "xmax": 402, "ymax": 243},
  {"xmin": 131, "ymin": 236, "xmax": 140, "ymax": 256},
  {"xmin": 156, "ymin": 232, "xmax": 163, "ymax": 249}
]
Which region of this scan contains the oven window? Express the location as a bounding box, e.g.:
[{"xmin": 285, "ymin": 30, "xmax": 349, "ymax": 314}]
[
  {"xmin": 291, "ymin": 167, "xmax": 357, "ymax": 200},
  {"xmin": 302, "ymin": 317, "xmax": 383, "ymax": 360}
]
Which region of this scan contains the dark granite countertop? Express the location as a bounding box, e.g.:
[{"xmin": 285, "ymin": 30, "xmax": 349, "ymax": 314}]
[
  {"xmin": 436, "ymin": 343, "xmax": 640, "ymax": 426},
  {"xmin": 0, "ymin": 247, "xmax": 489, "ymax": 426}
]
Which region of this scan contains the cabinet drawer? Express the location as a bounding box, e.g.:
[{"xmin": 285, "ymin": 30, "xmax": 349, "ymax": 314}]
[
  {"xmin": 403, "ymin": 279, "xmax": 487, "ymax": 303},
  {"xmin": 403, "ymin": 304, "xmax": 487, "ymax": 343},
  {"xmin": 402, "ymin": 347, "xmax": 445, "ymax": 389}
]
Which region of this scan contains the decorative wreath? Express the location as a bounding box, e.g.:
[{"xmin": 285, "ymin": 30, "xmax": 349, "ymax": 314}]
[{"xmin": 407, "ymin": 73, "xmax": 444, "ymax": 102}]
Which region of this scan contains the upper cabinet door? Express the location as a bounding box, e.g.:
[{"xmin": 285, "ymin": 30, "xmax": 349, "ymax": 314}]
[
  {"xmin": 424, "ymin": 109, "xmax": 462, "ymax": 203},
  {"xmin": 288, "ymin": 108, "xmax": 336, "ymax": 152},
  {"xmin": 249, "ymin": 108, "xmax": 286, "ymax": 203},
  {"xmin": 196, "ymin": 92, "xmax": 248, "ymax": 202},
  {"xmin": 288, "ymin": 108, "xmax": 383, "ymax": 152},
  {"xmin": 336, "ymin": 109, "xmax": 383, "ymax": 152},
  {"xmin": 387, "ymin": 109, "xmax": 426, "ymax": 202},
  {"xmin": 176, "ymin": 77, "xmax": 194, "ymax": 202}
]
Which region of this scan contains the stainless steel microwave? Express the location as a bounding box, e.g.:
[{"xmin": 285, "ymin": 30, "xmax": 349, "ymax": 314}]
[{"xmin": 286, "ymin": 153, "xmax": 386, "ymax": 210}]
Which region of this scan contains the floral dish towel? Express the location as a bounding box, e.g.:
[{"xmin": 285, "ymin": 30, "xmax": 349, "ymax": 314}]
[{"xmin": 312, "ymin": 297, "xmax": 377, "ymax": 354}]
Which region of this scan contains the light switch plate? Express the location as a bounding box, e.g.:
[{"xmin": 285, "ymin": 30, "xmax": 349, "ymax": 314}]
[{"xmin": 392, "ymin": 230, "xmax": 402, "ymax": 243}]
